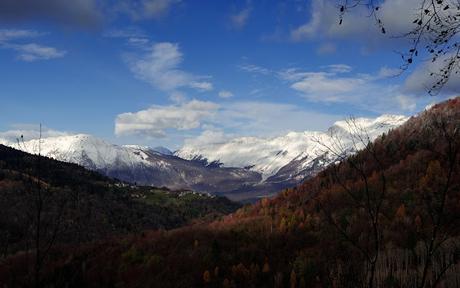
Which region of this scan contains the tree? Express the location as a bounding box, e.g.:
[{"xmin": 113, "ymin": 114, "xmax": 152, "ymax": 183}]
[
  {"xmin": 339, "ymin": 0, "xmax": 460, "ymax": 94},
  {"xmin": 415, "ymin": 108, "xmax": 460, "ymax": 288},
  {"xmin": 313, "ymin": 117, "xmax": 389, "ymax": 287}
]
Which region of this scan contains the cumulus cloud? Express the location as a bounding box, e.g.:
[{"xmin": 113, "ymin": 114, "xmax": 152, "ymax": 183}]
[
  {"xmin": 0, "ymin": 29, "xmax": 66, "ymax": 61},
  {"xmin": 126, "ymin": 42, "xmax": 213, "ymax": 92},
  {"xmin": 230, "ymin": 7, "xmax": 251, "ymax": 29},
  {"xmin": 169, "ymin": 91, "xmax": 187, "ymax": 103},
  {"xmin": 115, "ymin": 100, "xmax": 219, "ymax": 137},
  {"xmin": 246, "ymin": 64, "xmax": 420, "ymax": 113},
  {"xmin": 404, "ymin": 53, "xmax": 460, "ymax": 95},
  {"xmin": 115, "ymin": 98, "xmax": 344, "ymax": 141},
  {"xmin": 217, "ymin": 101, "xmax": 343, "ymax": 136},
  {"xmin": 395, "ymin": 94, "xmax": 417, "ymax": 111},
  {"xmin": 0, "ymin": 124, "xmax": 71, "ymax": 143},
  {"xmin": 290, "ymin": 0, "xmax": 421, "ymax": 48},
  {"xmin": 285, "ymin": 67, "xmax": 419, "ymax": 112},
  {"xmin": 0, "ymin": 0, "xmax": 102, "ymax": 28},
  {"xmin": 290, "ymin": 72, "xmax": 366, "ymax": 101},
  {"xmin": 218, "ymin": 90, "xmax": 234, "ymax": 98}
]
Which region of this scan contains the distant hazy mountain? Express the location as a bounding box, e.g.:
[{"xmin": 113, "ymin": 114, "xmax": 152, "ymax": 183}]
[{"xmin": 0, "ymin": 114, "xmax": 408, "ymax": 201}]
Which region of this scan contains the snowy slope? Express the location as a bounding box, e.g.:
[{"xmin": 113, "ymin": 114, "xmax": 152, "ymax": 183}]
[
  {"xmin": 5, "ymin": 134, "xmax": 156, "ymax": 170},
  {"xmin": 175, "ymin": 115, "xmax": 409, "ymax": 181}
]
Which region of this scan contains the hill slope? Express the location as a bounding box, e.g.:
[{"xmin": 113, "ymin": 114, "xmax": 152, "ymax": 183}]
[{"xmin": 0, "ymin": 145, "xmax": 240, "ymax": 255}]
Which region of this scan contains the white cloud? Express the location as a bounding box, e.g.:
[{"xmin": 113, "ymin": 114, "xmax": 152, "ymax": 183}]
[
  {"xmin": 290, "ymin": 0, "xmax": 421, "ymax": 48},
  {"xmin": 396, "ymin": 94, "xmax": 416, "ymax": 111},
  {"xmin": 290, "ymin": 0, "xmax": 324, "ymax": 41},
  {"xmin": 0, "ymin": 29, "xmax": 43, "ymax": 42},
  {"xmin": 115, "ymin": 99, "xmax": 219, "ymax": 137},
  {"xmin": 0, "ymin": 124, "xmax": 71, "ymax": 143},
  {"xmin": 126, "ymin": 42, "xmax": 213, "ymax": 91},
  {"xmin": 278, "ymin": 66, "xmax": 419, "ymax": 113},
  {"xmin": 216, "ymin": 101, "xmax": 343, "ymax": 136},
  {"xmin": 103, "ymin": 28, "xmax": 150, "ymax": 47},
  {"xmin": 278, "ymin": 68, "xmax": 312, "ymax": 82},
  {"xmin": 11, "ymin": 43, "xmax": 66, "ymax": 61},
  {"xmin": 115, "ymin": 99, "xmax": 343, "ymax": 141},
  {"xmin": 240, "ymin": 62, "xmax": 420, "ymax": 113},
  {"xmin": 290, "ymin": 72, "xmax": 365, "ymax": 101},
  {"xmin": 239, "ymin": 63, "xmax": 271, "ymax": 75},
  {"xmin": 0, "ymin": 29, "xmax": 66, "ymax": 61},
  {"xmin": 169, "ymin": 91, "xmax": 187, "ymax": 103},
  {"xmin": 404, "ymin": 53, "xmax": 460, "ymax": 95},
  {"xmin": 127, "ymin": 37, "xmax": 149, "ymax": 47},
  {"xmin": 290, "ymin": 0, "xmax": 459, "ymax": 97},
  {"xmin": 324, "ymin": 64, "xmax": 352, "ymax": 73},
  {"xmin": 189, "ymin": 81, "xmax": 213, "ymax": 91},
  {"xmin": 218, "ymin": 90, "xmax": 234, "ymax": 98},
  {"xmin": 230, "ymin": 7, "xmax": 251, "ymax": 29},
  {"xmin": 378, "ymin": 66, "xmax": 402, "ymax": 78}
]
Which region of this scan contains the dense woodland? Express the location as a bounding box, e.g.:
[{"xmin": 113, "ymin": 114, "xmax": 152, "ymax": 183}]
[
  {"xmin": 0, "ymin": 146, "xmax": 240, "ymax": 285},
  {"xmin": 0, "ymin": 98, "xmax": 459, "ymax": 287}
]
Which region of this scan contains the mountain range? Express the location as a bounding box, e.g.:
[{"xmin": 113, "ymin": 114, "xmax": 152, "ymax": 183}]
[{"xmin": 0, "ymin": 114, "xmax": 408, "ymax": 202}]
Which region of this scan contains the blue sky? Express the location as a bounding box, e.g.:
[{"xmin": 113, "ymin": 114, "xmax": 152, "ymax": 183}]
[{"xmin": 0, "ymin": 0, "xmax": 456, "ymax": 149}]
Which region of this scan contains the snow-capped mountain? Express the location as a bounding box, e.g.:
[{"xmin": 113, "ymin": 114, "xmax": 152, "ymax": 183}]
[
  {"xmin": 0, "ymin": 114, "xmax": 408, "ymax": 202},
  {"xmin": 0, "ymin": 134, "xmax": 261, "ymax": 200},
  {"xmin": 176, "ymin": 114, "xmax": 409, "ymax": 183},
  {"xmin": 8, "ymin": 134, "xmax": 153, "ymax": 170}
]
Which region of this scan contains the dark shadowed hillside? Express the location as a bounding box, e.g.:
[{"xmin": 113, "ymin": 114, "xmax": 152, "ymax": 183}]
[
  {"xmin": 1, "ymin": 98, "xmax": 459, "ymax": 288},
  {"xmin": 0, "ymin": 145, "xmax": 240, "ymax": 256}
]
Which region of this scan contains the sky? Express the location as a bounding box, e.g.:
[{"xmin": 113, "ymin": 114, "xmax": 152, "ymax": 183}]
[{"xmin": 0, "ymin": 0, "xmax": 457, "ymax": 150}]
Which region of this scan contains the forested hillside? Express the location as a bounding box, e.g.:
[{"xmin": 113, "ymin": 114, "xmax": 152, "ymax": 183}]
[
  {"xmin": 0, "ymin": 145, "xmax": 240, "ymax": 257},
  {"xmin": 1, "ymin": 98, "xmax": 459, "ymax": 288}
]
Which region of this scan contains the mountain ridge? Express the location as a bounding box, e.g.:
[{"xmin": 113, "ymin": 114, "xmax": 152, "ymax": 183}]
[
  {"xmin": 176, "ymin": 114, "xmax": 408, "ymax": 180},
  {"xmin": 0, "ymin": 114, "xmax": 408, "ymax": 201}
]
